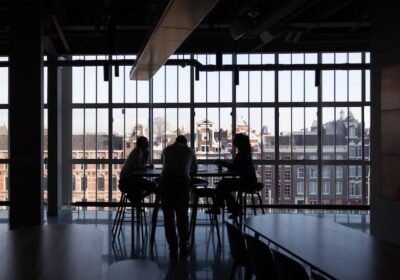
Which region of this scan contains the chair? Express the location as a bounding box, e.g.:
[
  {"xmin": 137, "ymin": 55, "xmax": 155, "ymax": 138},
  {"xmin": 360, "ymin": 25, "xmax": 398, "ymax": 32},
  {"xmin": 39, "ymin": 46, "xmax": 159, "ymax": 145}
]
[
  {"xmin": 273, "ymin": 250, "xmax": 309, "ymax": 280},
  {"xmin": 225, "ymin": 222, "xmax": 252, "ymax": 280},
  {"xmin": 189, "ymin": 186, "xmax": 221, "ymax": 248},
  {"xmin": 111, "ymin": 191, "xmax": 148, "ymax": 244},
  {"xmin": 244, "ymin": 234, "xmax": 275, "ymax": 280},
  {"xmin": 237, "ymin": 182, "xmax": 265, "ymax": 228}
]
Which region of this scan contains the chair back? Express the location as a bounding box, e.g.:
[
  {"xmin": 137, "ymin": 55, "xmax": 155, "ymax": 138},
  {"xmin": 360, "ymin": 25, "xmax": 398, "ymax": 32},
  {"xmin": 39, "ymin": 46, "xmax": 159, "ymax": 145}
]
[
  {"xmin": 273, "ymin": 250, "xmax": 309, "ymax": 280},
  {"xmin": 225, "ymin": 222, "xmax": 248, "ymax": 266},
  {"xmin": 244, "ymin": 234, "xmax": 275, "ymax": 280}
]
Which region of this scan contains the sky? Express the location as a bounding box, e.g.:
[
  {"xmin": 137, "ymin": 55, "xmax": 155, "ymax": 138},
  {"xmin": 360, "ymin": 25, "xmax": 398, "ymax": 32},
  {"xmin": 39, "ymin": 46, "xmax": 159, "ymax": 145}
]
[{"xmin": 0, "ymin": 53, "xmax": 371, "ymax": 136}]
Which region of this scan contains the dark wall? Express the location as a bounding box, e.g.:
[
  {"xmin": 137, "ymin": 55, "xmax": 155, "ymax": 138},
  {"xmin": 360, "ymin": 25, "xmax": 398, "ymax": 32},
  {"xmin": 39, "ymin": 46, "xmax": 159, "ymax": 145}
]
[{"xmin": 371, "ymin": 1, "xmax": 400, "ymax": 245}]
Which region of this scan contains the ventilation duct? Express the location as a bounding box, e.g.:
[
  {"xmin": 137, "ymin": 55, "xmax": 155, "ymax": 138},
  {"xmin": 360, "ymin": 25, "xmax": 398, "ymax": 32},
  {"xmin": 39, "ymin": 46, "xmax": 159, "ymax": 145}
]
[{"xmin": 130, "ymin": 0, "xmax": 219, "ymax": 80}]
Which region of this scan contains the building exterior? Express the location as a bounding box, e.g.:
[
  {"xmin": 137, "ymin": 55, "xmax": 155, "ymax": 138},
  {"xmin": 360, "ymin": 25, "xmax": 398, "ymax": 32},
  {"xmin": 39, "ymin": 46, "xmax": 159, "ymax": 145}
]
[{"xmin": 0, "ymin": 110, "xmax": 370, "ymax": 205}]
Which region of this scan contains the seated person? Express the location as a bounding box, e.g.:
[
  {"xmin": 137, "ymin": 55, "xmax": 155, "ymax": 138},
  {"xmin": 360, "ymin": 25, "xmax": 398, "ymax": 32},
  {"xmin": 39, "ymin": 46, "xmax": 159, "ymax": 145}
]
[
  {"xmin": 119, "ymin": 136, "xmax": 156, "ymax": 205},
  {"xmin": 207, "ymin": 133, "xmax": 257, "ymax": 217}
]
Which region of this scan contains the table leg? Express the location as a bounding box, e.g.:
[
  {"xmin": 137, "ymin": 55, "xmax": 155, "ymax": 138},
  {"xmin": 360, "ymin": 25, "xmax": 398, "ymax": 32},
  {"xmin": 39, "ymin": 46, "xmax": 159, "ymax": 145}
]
[{"xmin": 150, "ymin": 194, "xmax": 160, "ymax": 250}]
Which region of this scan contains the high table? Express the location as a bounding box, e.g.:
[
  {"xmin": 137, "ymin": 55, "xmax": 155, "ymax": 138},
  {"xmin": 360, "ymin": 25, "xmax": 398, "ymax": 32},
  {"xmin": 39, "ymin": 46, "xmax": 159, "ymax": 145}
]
[
  {"xmin": 245, "ymin": 214, "xmax": 400, "ymax": 280},
  {"xmin": 0, "ymin": 224, "xmax": 103, "ymax": 280},
  {"xmin": 130, "ymin": 165, "xmax": 237, "ymax": 250}
]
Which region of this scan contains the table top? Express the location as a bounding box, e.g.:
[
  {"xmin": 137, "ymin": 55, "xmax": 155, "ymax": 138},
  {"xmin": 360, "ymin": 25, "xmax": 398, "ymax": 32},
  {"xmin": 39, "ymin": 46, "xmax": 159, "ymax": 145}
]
[
  {"xmin": 245, "ymin": 214, "xmax": 400, "ymax": 280},
  {"xmin": 0, "ymin": 224, "xmax": 103, "ymax": 280},
  {"xmin": 130, "ymin": 165, "xmax": 236, "ymax": 177}
]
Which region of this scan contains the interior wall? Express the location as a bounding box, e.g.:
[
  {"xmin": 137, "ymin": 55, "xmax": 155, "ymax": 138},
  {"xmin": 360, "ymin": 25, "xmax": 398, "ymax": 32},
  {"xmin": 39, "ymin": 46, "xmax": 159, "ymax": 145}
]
[{"xmin": 371, "ymin": 1, "xmax": 400, "ymax": 245}]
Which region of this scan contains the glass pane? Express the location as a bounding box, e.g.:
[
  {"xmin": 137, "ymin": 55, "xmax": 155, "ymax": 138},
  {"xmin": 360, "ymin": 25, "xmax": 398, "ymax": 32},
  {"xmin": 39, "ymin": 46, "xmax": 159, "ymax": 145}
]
[
  {"xmin": 84, "ymin": 109, "xmax": 96, "ymax": 159},
  {"xmin": 278, "ymin": 71, "xmax": 291, "ymax": 102},
  {"xmin": 262, "ymin": 71, "xmax": 275, "ymax": 102},
  {"xmin": 43, "ymin": 67, "xmax": 48, "ymax": 105},
  {"xmin": 322, "ymin": 107, "xmax": 335, "ymax": 158},
  {"xmin": 349, "ymin": 52, "xmax": 362, "ymax": 63},
  {"xmin": 262, "ymin": 108, "xmax": 274, "ymax": 160},
  {"xmin": 0, "ymin": 110, "xmax": 8, "ymax": 159},
  {"xmin": 335, "ymin": 53, "xmax": 347, "ymax": 64},
  {"xmin": 72, "ymin": 67, "xmax": 84, "ymax": 104},
  {"xmin": 0, "ymin": 67, "xmax": 8, "ymax": 104},
  {"xmin": 305, "ymin": 107, "xmax": 318, "ymax": 159},
  {"xmin": 364, "ymin": 106, "xmax": 370, "ymax": 160},
  {"xmin": 322, "ymin": 165, "xmax": 333, "ymax": 204},
  {"xmin": 178, "ymin": 65, "xmax": 190, "ymax": 102},
  {"xmin": 153, "ymin": 109, "xmax": 166, "ymax": 160},
  {"xmin": 292, "ymin": 107, "xmax": 305, "ymax": 160},
  {"xmin": 207, "ymin": 72, "xmax": 219, "ymax": 103},
  {"xmin": 153, "ymin": 66, "xmax": 165, "ymax": 103},
  {"xmin": 322, "ymin": 53, "xmax": 334, "ymax": 64},
  {"xmin": 113, "ymin": 108, "xmax": 125, "ymax": 158},
  {"xmin": 249, "ymin": 71, "xmax": 261, "ymax": 102},
  {"xmin": 124, "ymin": 67, "xmax": 136, "ymax": 103},
  {"xmin": 137, "ymin": 80, "xmax": 149, "ymax": 103},
  {"xmin": 220, "ymin": 72, "xmax": 232, "ymax": 102},
  {"xmin": 322, "ymin": 70, "xmax": 334, "ymax": 102},
  {"xmin": 97, "ymin": 109, "xmax": 109, "ymax": 159},
  {"xmin": 98, "ymin": 67, "xmax": 108, "ymax": 103},
  {"xmin": 305, "ymin": 71, "xmax": 318, "ymax": 102},
  {"xmin": 194, "ymin": 72, "xmax": 206, "ymax": 103},
  {"xmin": 237, "ymin": 71, "xmax": 249, "ymax": 102},
  {"xmin": 279, "ymin": 108, "xmax": 291, "ymax": 156},
  {"xmin": 305, "ymin": 53, "xmax": 318, "ymax": 64},
  {"xmin": 262, "ymin": 54, "xmax": 275, "ymax": 64},
  {"xmin": 348, "ymin": 107, "xmax": 362, "ymax": 160},
  {"xmin": 365, "ymin": 70, "xmax": 370, "ymax": 102},
  {"xmin": 292, "ymin": 53, "xmax": 304, "ymax": 64},
  {"xmin": 335, "ymin": 107, "xmax": 347, "ymax": 160},
  {"xmin": 335, "ymin": 70, "xmax": 348, "ymax": 102},
  {"xmin": 306, "ymin": 165, "xmax": 318, "ymax": 204},
  {"xmin": 85, "ymin": 67, "xmax": 96, "ymax": 103},
  {"xmin": 166, "ymin": 66, "xmax": 178, "ymax": 103},
  {"xmin": 292, "ymin": 71, "xmax": 304, "ymax": 102},
  {"xmin": 249, "ymin": 108, "xmax": 261, "ymax": 158},
  {"xmin": 112, "ymin": 164, "xmax": 123, "ymax": 202},
  {"xmin": 72, "ymin": 109, "xmax": 84, "ymax": 155},
  {"xmin": 349, "ymin": 70, "xmax": 362, "ymax": 102},
  {"xmin": 195, "ymin": 108, "xmax": 232, "ymax": 160},
  {"xmin": 293, "ymin": 165, "xmax": 306, "ymax": 205}
]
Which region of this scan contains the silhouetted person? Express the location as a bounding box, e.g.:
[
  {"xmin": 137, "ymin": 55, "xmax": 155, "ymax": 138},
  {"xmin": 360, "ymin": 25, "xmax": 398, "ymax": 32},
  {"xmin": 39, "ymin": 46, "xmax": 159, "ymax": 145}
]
[
  {"xmin": 207, "ymin": 133, "xmax": 257, "ymax": 217},
  {"xmin": 160, "ymin": 135, "xmax": 197, "ymax": 260},
  {"xmin": 119, "ymin": 136, "xmax": 156, "ymax": 205}
]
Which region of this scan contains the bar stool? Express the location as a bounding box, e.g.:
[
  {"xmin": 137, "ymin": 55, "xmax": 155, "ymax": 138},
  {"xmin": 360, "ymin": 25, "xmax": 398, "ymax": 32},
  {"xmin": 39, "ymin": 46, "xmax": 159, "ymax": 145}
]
[
  {"xmin": 237, "ymin": 182, "xmax": 265, "ymax": 229},
  {"xmin": 111, "ymin": 191, "xmax": 148, "ymax": 244},
  {"xmin": 189, "ymin": 181, "xmax": 221, "ymax": 249}
]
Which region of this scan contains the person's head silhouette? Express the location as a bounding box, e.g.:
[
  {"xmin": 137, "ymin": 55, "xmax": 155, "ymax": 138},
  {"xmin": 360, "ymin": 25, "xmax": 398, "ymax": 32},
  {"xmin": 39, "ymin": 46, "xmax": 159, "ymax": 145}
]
[{"xmin": 175, "ymin": 135, "xmax": 188, "ymax": 146}]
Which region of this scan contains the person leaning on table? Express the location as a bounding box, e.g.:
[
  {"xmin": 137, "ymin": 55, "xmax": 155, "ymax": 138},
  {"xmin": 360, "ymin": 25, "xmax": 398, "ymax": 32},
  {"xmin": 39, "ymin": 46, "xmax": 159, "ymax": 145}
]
[
  {"xmin": 159, "ymin": 135, "xmax": 198, "ymax": 260},
  {"xmin": 119, "ymin": 136, "xmax": 156, "ymax": 206}
]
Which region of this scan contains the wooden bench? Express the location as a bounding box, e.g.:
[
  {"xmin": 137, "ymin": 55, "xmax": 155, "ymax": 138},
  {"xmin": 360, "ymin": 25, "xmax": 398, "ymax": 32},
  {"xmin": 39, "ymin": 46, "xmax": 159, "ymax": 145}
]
[{"xmin": 108, "ymin": 260, "xmax": 161, "ymax": 280}]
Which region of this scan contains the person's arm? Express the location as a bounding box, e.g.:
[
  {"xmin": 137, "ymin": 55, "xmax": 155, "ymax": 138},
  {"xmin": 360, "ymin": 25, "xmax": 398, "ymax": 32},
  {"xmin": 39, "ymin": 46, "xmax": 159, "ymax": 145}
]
[
  {"xmin": 131, "ymin": 149, "xmax": 147, "ymax": 170},
  {"xmin": 215, "ymin": 158, "xmax": 235, "ymax": 170},
  {"xmin": 190, "ymin": 149, "xmax": 198, "ymax": 175}
]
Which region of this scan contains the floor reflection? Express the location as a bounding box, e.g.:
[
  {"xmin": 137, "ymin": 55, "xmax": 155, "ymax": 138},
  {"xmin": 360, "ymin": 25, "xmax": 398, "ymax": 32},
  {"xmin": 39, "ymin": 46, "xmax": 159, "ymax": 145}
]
[{"xmin": 0, "ymin": 209, "xmax": 370, "ymax": 280}]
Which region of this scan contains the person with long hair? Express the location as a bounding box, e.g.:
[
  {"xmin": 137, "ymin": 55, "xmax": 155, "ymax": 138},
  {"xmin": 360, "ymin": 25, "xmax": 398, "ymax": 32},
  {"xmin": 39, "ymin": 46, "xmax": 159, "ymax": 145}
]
[
  {"xmin": 207, "ymin": 133, "xmax": 257, "ymax": 217},
  {"xmin": 119, "ymin": 136, "xmax": 156, "ymax": 205}
]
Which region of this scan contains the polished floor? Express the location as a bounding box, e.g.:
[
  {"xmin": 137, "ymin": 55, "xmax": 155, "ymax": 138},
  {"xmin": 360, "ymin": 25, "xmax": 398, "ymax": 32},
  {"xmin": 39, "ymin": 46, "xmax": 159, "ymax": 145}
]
[{"xmin": 0, "ymin": 208, "xmax": 370, "ymax": 280}]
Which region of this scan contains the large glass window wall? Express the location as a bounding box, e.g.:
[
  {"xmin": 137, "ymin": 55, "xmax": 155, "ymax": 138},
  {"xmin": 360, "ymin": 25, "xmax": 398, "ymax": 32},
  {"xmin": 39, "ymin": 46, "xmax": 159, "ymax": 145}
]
[{"xmin": 0, "ymin": 52, "xmax": 371, "ymax": 206}]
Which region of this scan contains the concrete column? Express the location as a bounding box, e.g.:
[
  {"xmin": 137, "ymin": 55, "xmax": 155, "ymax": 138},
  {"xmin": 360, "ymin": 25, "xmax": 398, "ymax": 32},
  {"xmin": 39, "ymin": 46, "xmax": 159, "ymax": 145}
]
[
  {"xmin": 9, "ymin": 0, "xmax": 44, "ymax": 229},
  {"xmin": 47, "ymin": 56, "xmax": 61, "ymax": 216}
]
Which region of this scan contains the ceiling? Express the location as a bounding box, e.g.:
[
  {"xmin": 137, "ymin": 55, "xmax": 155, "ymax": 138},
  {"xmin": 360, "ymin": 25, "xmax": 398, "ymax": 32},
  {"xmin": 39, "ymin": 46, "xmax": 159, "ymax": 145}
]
[{"xmin": 0, "ymin": 0, "xmax": 370, "ymax": 56}]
